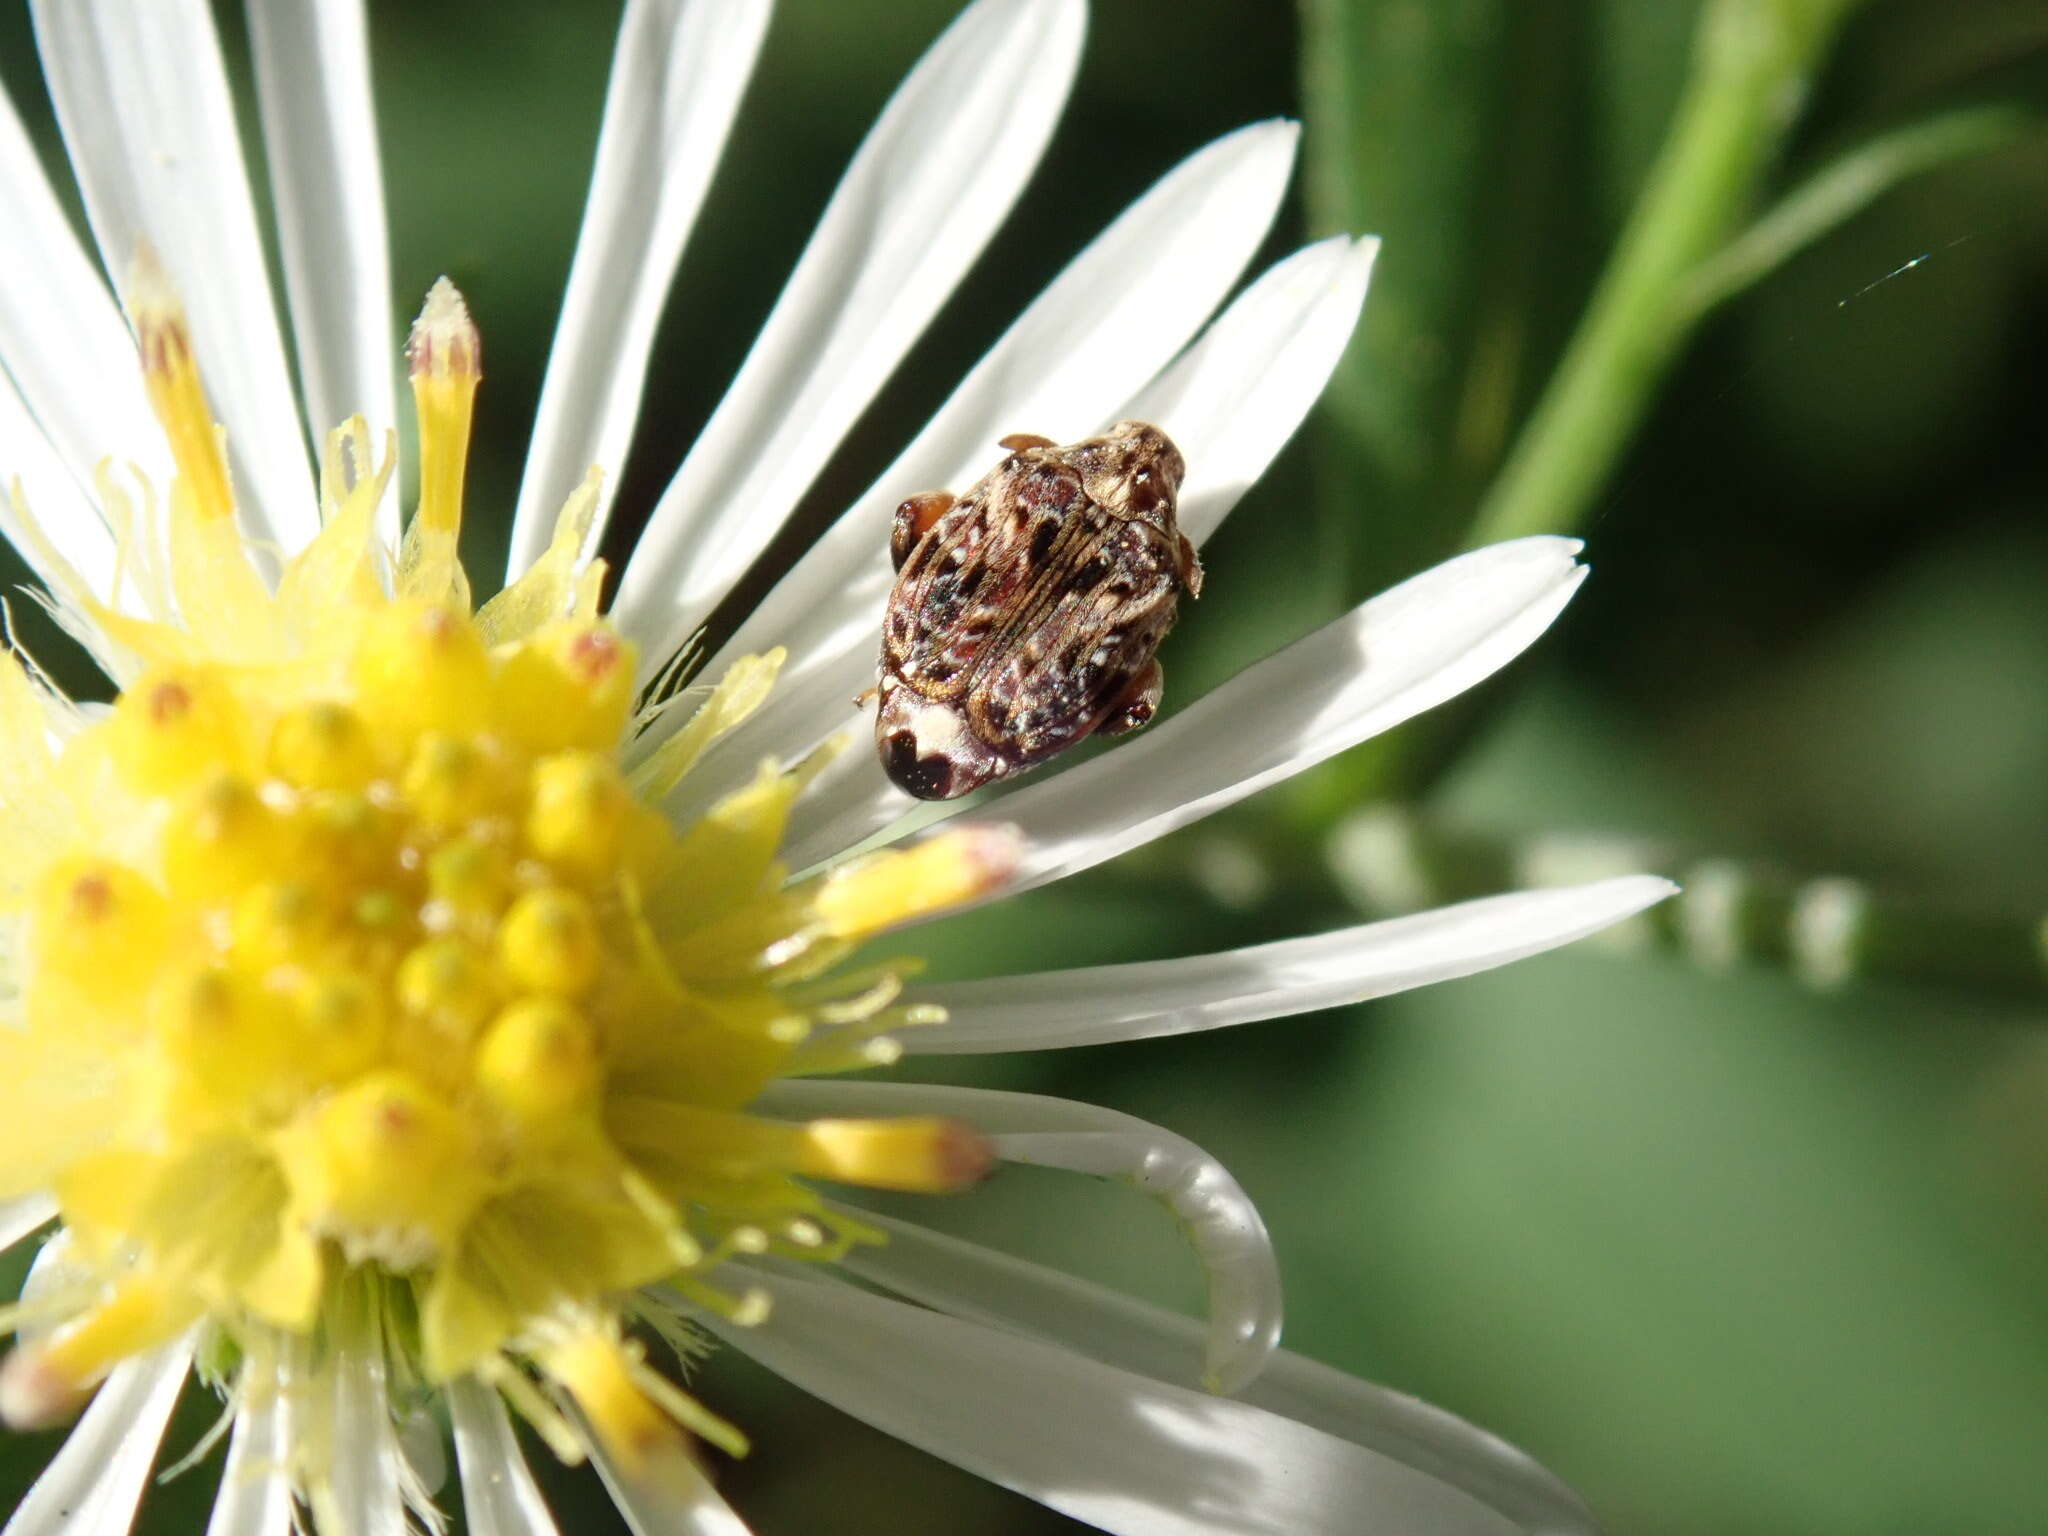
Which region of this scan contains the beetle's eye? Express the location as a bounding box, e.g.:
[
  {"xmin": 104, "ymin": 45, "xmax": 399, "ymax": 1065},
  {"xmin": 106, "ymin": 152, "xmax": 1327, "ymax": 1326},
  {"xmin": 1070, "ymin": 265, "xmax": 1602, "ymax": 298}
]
[{"xmin": 882, "ymin": 731, "xmax": 957, "ymax": 800}]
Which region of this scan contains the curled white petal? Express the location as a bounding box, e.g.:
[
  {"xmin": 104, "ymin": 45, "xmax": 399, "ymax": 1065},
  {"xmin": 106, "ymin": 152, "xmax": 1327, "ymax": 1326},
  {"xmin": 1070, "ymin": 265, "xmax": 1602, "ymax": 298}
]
[
  {"xmin": 508, "ymin": 0, "xmax": 773, "ymax": 578},
  {"xmin": 836, "ymin": 1210, "xmax": 1597, "ymax": 1535},
  {"xmin": 614, "ymin": 0, "xmax": 1086, "ymax": 681},
  {"xmin": 3, "ymin": 1343, "xmax": 192, "ymax": 1536},
  {"xmin": 906, "ymin": 876, "xmax": 1679, "ymax": 1052},
  {"xmin": 244, "ymin": 0, "xmax": 397, "ymax": 547},
  {"xmin": 756, "ymin": 1080, "xmax": 1278, "ymax": 1394},
  {"xmin": 704, "ymin": 1267, "xmax": 1531, "ymax": 1536},
  {"xmin": 449, "ymin": 1376, "xmax": 562, "ymax": 1536},
  {"xmin": 34, "ymin": 0, "xmax": 317, "ymax": 554}
]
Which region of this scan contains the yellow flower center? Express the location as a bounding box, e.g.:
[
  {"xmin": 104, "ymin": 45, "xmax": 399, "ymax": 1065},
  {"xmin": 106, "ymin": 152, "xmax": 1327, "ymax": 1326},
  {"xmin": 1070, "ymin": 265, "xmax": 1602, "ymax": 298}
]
[{"xmin": 0, "ymin": 265, "xmax": 1013, "ymax": 1480}]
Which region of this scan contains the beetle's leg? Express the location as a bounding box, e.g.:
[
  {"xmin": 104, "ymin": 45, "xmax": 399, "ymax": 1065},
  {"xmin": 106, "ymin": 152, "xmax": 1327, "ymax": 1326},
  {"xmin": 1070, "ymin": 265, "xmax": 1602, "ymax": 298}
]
[
  {"xmin": 998, "ymin": 432, "xmax": 1057, "ymax": 453},
  {"xmin": 1095, "ymin": 658, "xmax": 1164, "ymax": 738},
  {"xmin": 1176, "ymin": 533, "xmax": 1204, "ymax": 598},
  {"xmin": 891, "ymin": 491, "xmax": 955, "ymax": 571}
]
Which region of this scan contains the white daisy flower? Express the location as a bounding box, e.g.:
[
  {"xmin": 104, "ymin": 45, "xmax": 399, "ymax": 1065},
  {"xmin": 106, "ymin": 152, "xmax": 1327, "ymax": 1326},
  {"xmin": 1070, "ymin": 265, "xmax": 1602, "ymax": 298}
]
[{"xmin": 0, "ymin": 1, "xmax": 1673, "ymax": 1532}]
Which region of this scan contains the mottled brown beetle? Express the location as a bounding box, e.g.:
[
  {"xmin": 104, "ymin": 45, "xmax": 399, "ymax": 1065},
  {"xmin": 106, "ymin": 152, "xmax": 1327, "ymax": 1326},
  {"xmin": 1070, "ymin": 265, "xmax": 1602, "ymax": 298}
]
[{"xmin": 874, "ymin": 420, "xmax": 1200, "ymax": 800}]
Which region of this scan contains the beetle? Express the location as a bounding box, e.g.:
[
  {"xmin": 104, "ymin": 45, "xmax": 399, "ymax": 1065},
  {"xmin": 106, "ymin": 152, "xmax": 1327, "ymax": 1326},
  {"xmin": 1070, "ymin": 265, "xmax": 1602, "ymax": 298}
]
[{"xmin": 874, "ymin": 420, "xmax": 1200, "ymax": 800}]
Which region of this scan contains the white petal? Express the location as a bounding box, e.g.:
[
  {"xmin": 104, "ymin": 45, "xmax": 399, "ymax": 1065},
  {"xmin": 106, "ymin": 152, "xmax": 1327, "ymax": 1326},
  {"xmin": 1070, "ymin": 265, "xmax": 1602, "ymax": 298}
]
[
  {"xmin": 704, "ymin": 1267, "xmax": 1528, "ymax": 1536},
  {"xmin": 205, "ymin": 1364, "xmax": 294, "ymax": 1536},
  {"xmin": 507, "ymin": 0, "xmax": 773, "ymax": 579},
  {"xmin": 1123, "ymin": 236, "xmax": 1379, "ymax": 546},
  {"xmin": 0, "ymin": 367, "xmax": 118, "ymax": 605},
  {"xmin": 754, "ymin": 1080, "xmax": 1277, "ymax": 1394},
  {"xmin": 243, "ymin": 0, "xmax": 399, "ymax": 547},
  {"xmin": 904, "ymin": 876, "xmax": 1678, "ymax": 1052},
  {"xmin": 837, "ymin": 1210, "xmax": 1597, "ymax": 1535},
  {"xmin": 792, "ymin": 537, "xmax": 1587, "ymax": 883},
  {"xmin": 612, "ymin": 0, "xmax": 1086, "ymax": 681},
  {"xmin": 449, "ymin": 1377, "xmax": 561, "ymax": 1536},
  {"xmin": 0, "ymin": 1193, "xmax": 55, "ymax": 1255},
  {"xmin": 584, "ymin": 1422, "xmax": 755, "ymax": 1536},
  {"xmin": 3, "ymin": 1344, "xmax": 192, "ymax": 1536},
  {"xmin": 639, "ymin": 122, "xmax": 1306, "ymax": 814},
  {"xmin": 0, "ymin": 86, "xmax": 169, "ymax": 499},
  {"xmin": 326, "ymin": 1342, "xmax": 409, "ymax": 1536},
  {"xmin": 690, "ymin": 119, "xmax": 1303, "ymax": 707},
  {"xmin": 764, "ymin": 238, "xmax": 1391, "ymax": 867},
  {"xmin": 34, "ymin": 0, "xmax": 317, "ymax": 554}
]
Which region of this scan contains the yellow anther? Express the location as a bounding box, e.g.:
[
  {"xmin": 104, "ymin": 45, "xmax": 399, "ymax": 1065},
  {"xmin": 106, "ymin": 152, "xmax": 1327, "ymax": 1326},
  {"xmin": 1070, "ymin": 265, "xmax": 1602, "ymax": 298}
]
[
  {"xmin": 229, "ymin": 880, "xmax": 330, "ymax": 970},
  {"xmin": 793, "ymin": 1116, "xmax": 994, "ymax": 1193},
  {"xmin": 276, "ymin": 1070, "xmax": 483, "ymax": 1266},
  {"xmin": 495, "ymin": 622, "xmax": 637, "ymax": 754},
  {"xmin": 497, "ymin": 888, "xmax": 601, "ymax": 996},
  {"xmin": 813, "ymin": 825, "xmax": 1022, "ymax": 939},
  {"xmin": 400, "ymin": 733, "xmax": 506, "ymax": 830},
  {"xmin": 544, "ymin": 1334, "xmax": 688, "ymax": 1481},
  {"xmin": 395, "ymin": 937, "xmax": 498, "ymax": 1040},
  {"xmin": 354, "ymin": 602, "xmax": 492, "ymax": 739},
  {"xmin": 127, "ymin": 249, "xmax": 235, "ymax": 524},
  {"xmin": 268, "ymin": 702, "xmax": 377, "ymax": 790},
  {"xmin": 0, "ymin": 1277, "xmax": 200, "ymax": 1429},
  {"xmin": 109, "ymin": 667, "xmax": 250, "ymax": 792},
  {"xmin": 407, "ymin": 278, "xmax": 480, "ymax": 539},
  {"xmin": 162, "ymin": 773, "xmax": 280, "ymax": 903},
  {"xmin": 475, "ymin": 997, "xmax": 599, "ymax": 1123},
  {"xmin": 31, "ymin": 858, "xmax": 169, "ymax": 1002},
  {"xmin": 425, "ymin": 837, "xmax": 511, "ymax": 919},
  {"xmin": 525, "ymin": 752, "xmax": 631, "ymax": 877}
]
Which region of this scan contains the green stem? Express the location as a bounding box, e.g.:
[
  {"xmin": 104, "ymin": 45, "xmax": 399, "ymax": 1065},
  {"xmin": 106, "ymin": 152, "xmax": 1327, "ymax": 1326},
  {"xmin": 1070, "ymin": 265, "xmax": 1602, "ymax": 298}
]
[
  {"xmin": 1467, "ymin": 0, "xmax": 1851, "ymax": 548},
  {"xmin": 1321, "ymin": 807, "xmax": 2048, "ymax": 1001}
]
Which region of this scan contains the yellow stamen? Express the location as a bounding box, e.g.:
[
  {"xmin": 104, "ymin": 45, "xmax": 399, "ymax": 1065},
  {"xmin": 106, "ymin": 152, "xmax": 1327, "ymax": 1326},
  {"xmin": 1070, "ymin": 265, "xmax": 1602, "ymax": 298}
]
[
  {"xmin": 128, "ymin": 249, "xmax": 235, "ymax": 524},
  {"xmin": 813, "ymin": 825, "xmax": 1023, "ymax": 939},
  {"xmin": 0, "ymin": 1278, "xmax": 200, "ymax": 1428},
  {"xmin": 794, "ymin": 1116, "xmax": 993, "ymax": 1193},
  {"xmin": 407, "ymin": 277, "xmax": 480, "ymax": 540},
  {"xmin": 545, "ymin": 1333, "xmax": 699, "ymax": 1477}
]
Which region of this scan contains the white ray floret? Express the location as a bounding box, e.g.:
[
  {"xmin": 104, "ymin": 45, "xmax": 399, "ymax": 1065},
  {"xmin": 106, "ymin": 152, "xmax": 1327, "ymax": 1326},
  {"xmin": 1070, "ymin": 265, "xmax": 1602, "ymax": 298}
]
[
  {"xmin": 0, "ymin": 89, "xmax": 168, "ymax": 514},
  {"xmin": 245, "ymin": 0, "xmax": 398, "ymax": 546},
  {"xmin": 769, "ymin": 235, "xmax": 1385, "ymax": 861},
  {"xmin": 205, "ymin": 1362, "xmax": 295, "ymax": 1536},
  {"xmin": 3, "ymin": 1345, "xmax": 192, "ymax": 1536},
  {"xmin": 905, "ymin": 875, "xmax": 1677, "ymax": 1051},
  {"xmin": 33, "ymin": 0, "xmax": 315, "ymax": 552},
  {"xmin": 449, "ymin": 1377, "xmax": 563, "ymax": 1536},
  {"xmin": 834, "ymin": 1210, "xmax": 1596, "ymax": 1535},
  {"xmin": 759, "ymin": 1080, "xmax": 1279, "ymax": 1395},
  {"xmin": 508, "ymin": 0, "xmax": 774, "ymax": 574},
  {"xmin": 694, "ymin": 118, "xmax": 1305, "ymax": 702},
  {"xmin": 705, "ymin": 1267, "xmax": 1539, "ymax": 1536},
  {"xmin": 614, "ymin": 0, "xmax": 1087, "ymax": 679}
]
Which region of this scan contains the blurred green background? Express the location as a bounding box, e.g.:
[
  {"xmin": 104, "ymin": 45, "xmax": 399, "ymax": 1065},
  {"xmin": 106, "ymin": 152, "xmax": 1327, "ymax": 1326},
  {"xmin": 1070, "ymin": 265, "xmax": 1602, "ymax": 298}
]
[{"xmin": 4, "ymin": 0, "xmax": 2048, "ymax": 1532}]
